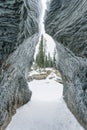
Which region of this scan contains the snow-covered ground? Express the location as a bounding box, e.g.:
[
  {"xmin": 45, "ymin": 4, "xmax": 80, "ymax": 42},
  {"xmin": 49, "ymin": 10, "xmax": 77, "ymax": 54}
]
[{"xmin": 6, "ymin": 75, "xmax": 84, "ymax": 130}]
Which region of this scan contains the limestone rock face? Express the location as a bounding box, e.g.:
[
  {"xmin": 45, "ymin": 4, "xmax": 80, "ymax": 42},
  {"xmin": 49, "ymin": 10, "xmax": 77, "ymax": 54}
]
[
  {"xmin": 45, "ymin": 0, "xmax": 87, "ymax": 57},
  {"xmin": 0, "ymin": 0, "xmax": 40, "ymax": 129},
  {"xmin": 0, "ymin": 0, "xmax": 40, "ymax": 63},
  {"xmin": 45, "ymin": 0, "xmax": 87, "ymax": 129}
]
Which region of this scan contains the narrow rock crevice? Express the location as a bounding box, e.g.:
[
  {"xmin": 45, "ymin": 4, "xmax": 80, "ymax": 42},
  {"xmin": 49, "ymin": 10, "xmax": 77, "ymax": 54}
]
[{"xmin": 0, "ymin": 0, "xmax": 87, "ymax": 130}]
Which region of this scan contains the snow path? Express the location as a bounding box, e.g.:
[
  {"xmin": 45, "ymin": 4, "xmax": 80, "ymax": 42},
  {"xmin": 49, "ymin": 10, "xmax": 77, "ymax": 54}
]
[{"xmin": 6, "ymin": 79, "xmax": 84, "ymax": 130}]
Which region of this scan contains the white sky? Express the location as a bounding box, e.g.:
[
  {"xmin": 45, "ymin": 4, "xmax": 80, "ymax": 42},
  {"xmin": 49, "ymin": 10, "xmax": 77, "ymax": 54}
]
[
  {"xmin": 44, "ymin": 33, "xmax": 56, "ymax": 58},
  {"xmin": 40, "ymin": 0, "xmax": 47, "ymax": 34},
  {"xmin": 34, "ymin": 0, "xmax": 56, "ymax": 60},
  {"xmin": 40, "ymin": 0, "xmax": 51, "ymax": 34}
]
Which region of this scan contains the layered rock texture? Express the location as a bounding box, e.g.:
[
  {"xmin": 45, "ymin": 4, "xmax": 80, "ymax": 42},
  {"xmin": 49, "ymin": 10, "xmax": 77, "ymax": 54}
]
[
  {"xmin": 1, "ymin": 0, "xmax": 87, "ymax": 130},
  {"xmin": 0, "ymin": 0, "xmax": 40, "ymax": 129},
  {"xmin": 45, "ymin": 0, "xmax": 87, "ymax": 129}
]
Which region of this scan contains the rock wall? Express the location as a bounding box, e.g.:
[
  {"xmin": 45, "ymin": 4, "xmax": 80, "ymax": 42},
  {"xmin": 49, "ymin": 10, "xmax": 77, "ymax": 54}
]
[
  {"xmin": 45, "ymin": 0, "xmax": 87, "ymax": 129},
  {"xmin": 0, "ymin": 0, "xmax": 40, "ymax": 129}
]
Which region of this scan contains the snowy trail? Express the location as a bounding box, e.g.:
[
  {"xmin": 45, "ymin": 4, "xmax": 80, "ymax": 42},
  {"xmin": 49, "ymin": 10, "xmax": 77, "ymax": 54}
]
[{"xmin": 6, "ymin": 79, "xmax": 84, "ymax": 130}]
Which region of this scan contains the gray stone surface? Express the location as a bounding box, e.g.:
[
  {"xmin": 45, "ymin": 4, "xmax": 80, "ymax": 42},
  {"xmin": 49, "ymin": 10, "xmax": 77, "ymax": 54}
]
[
  {"xmin": 0, "ymin": 0, "xmax": 40, "ymax": 63},
  {"xmin": 45, "ymin": 0, "xmax": 87, "ymax": 57},
  {"xmin": 0, "ymin": 0, "xmax": 40, "ymax": 129},
  {"xmin": 45, "ymin": 0, "xmax": 87, "ymax": 129},
  {"xmin": 2, "ymin": 0, "xmax": 87, "ymax": 129}
]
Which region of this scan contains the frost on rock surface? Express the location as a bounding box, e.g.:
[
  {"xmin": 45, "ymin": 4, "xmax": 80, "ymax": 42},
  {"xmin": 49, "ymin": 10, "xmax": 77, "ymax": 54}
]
[
  {"xmin": 0, "ymin": 0, "xmax": 87, "ymax": 130},
  {"xmin": 0, "ymin": 0, "xmax": 40, "ymax": 129},
  {"xmin": 45, "ymin": 0, "xmax": 87, "ymax": 129}
]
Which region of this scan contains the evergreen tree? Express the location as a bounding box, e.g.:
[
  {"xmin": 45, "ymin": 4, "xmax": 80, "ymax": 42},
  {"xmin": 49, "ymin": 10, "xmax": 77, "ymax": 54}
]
[
  {"xmin": 48, "ymin": 53, "xmax": 53, "ymax": 67},
  {"xmin": 53, "ymin": 48, "xmax": 56, "ymax": 68},
  {"xmin": 36, "ymin": 35, "xmax": 44, "ymax": 68},
  {"xmin": 44, "ymin": 55, "xmax": 49, "ymax": 67},
  {"xmin": 35, "ymin": 35, "xmax": 56, "ymax": 69}
]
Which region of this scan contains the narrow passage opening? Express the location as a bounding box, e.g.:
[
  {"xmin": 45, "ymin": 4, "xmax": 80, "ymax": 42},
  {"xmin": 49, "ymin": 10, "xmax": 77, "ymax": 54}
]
[{"xmin": 6, "ymin": 0, "xmax": 84, "ymax": 130}]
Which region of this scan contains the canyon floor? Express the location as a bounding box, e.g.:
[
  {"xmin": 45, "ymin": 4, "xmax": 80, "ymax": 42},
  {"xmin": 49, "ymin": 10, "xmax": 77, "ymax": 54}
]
[{"xmin": 6, "ymin": 71, "xmax": 84, "ymax": 130}]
